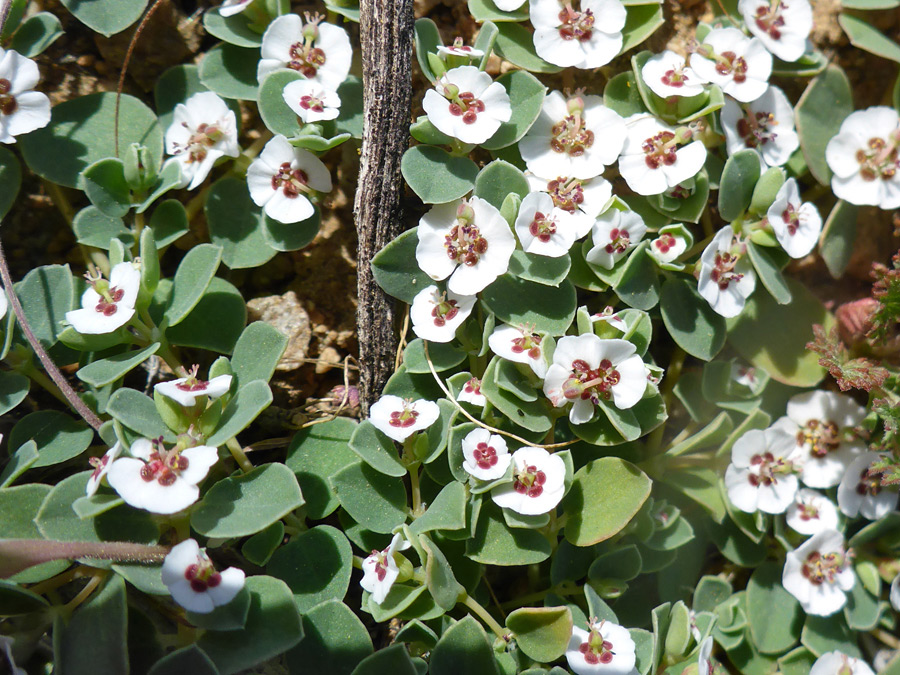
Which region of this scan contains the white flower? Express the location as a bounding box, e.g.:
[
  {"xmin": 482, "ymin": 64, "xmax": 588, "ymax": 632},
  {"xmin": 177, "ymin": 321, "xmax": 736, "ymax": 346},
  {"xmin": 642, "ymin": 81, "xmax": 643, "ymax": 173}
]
[
  {"xmin": 161, "ymin": 539, "xmax": 245, "ymax": 614},
  {"xmin": 106, "ymin": 439, "xmax": 219, "ymax": 515},
  {"xmin": 782, "ymin": 529, "xmax": 854, "ymax": 616},
  {"xmin": 86, "ymin": 442, "xmax": 123, "ymax": 498},
  {"xmin": 891, "ymin": 574, "xmax": 900, "ymax": 612},
  {"xmin": 825, "ymin": 107, "xmax": 900, "ymax": 210},
  {"xmin": 514, "ymin": 192, "xmax": 590, "ymax": 258},
  {"xmin": 458, "ymin": 377, "xmax": 486, "ymax": 406},
  {"xmin": 809, "ymin": 651, "xmax": 875, "ymax": 675},
  {"xmin": 409, "ymin": 285, "xmax": 476, "ymax": 343},
  {"xmin": 837, "ymin": 452, "xmax": 899, "ymax": 520},
  {"xmin": 543, "ymin": 334, "xmax": 648, "ymax": 423},
  {"xmin": 739, "ymin": 0, "xmax": 812, "ymax": 63},
  {"xmin": 0, "ymin": 635, "xmax": 26, "ymax": 675},
  {"xmin": 164, "ymin": 92, "xmax": 239, "ymax": 190},
  {"xmin": 488, "ymin": 323, "xmax": 549, "ymax": 378},
  {"xmin": 690, "ymin": 28, "xmax": 772, "ymax": 103},
  {"xmin": 731, "ymin": 363, "xmax": 759, "ymax": 390},
  {"xmin": 520, "ymin": 91, "xmax": 626, "ymax": 180},
  {"xmin": 641, "ymin": 50, "xmax": 705, "ymax": 99},
  {"xmin": 697, "ymin": 636, "xmax": 714, "ymax": 675},
  {"xmin": 65, "ymin": 261, "xmax": 141, "ymax": 335},
  {"xmin": 0, "ymin": 48, "xmax": 51, "ymax": 145},
  {"xmin": 461, "ymin": 428, "xmax": 511, "ymax": 481},
  {"xmin": 257, "ymin": 13, "xmax": 352, "ymax": 90},
  {"xmin": 618, "ymin": 115, "xmax": 707, "ymax": 195},
  {"xmin": 423, "ymin": 66, "xmax": 511, "ymax": 145},
  {"xmin": 530, "ymin": 0, "xmax": 626, "ymax": 69},
  {"xmin": 786, "ymin": 488, "xmax": 840, "ymax": 536},
  {"xmin": 0, "ymin": 289, "xmax": 7, "ymax": 321},
  {"xmin": 437, "ymin": 39, "xmax": 485, "ymax": 60},
  {"xmin": 415, "ymin": 197, "xmax": 516, "ymax": 296},
  {"xmin": 721, "ymin": 86, "xmax": 799, "ymax": 169},
  {"xmin": 494, "ymin": 0, "xmax": 527, "ymax": 8},
  {"xmin": 282, "ymin": 79, "xmax": 341, "ymax": 123},
  {"xmin": 724, "ymin": 426, "xmax": 800, "ymax": 514},
  {"xmin": 565, "ymin": 619, "xmax": 637, "ymax": 675},
  {"xmin": 525, "ymin": 172, "xmax": 613, "ymax": 220},
  {"xmin": 155, "ymin": 368, "xmax": 233, "ymax": 407},
  {"xmin": 585, "ymin": 208, "xmax": 647, "ymax": 269},
  {"xmin": 247, "ymin": 135, "xmax": 332, "ymax": 224},
  {"xmin": 697, "ymin": 225, "xmax": 756, "ymax": 318},
  {"xmin": 767, "ymin": 178, "xmax": 822, "ymax": 259},
  {"xmin": 648, "ymin": 225, "xmax": 690, "ymax": 264},
  {"xmin": 590, "ymin": 307, "xmax": 629, "ymax": 333},
  {"xmin": 361, "ymin": 533, "xmax": 410, "ymax": 605},
  {"xmin": 491, "ymin": 447, "xmax": 566, "ymax": 515},
  {"xmin": 219, "ymin": 0, "xmax": 255, "ymax": 17},
  {"xmin": 369, "ymin": 395, "xmax": 441, "ymax": 442}
]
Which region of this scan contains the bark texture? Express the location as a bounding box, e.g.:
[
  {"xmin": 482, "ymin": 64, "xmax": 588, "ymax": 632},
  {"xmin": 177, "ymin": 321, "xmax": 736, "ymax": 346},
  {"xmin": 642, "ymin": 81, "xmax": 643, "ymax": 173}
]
[{"xmin": 354, "ymin": 0, "xmax": 414, "ymax": 416}]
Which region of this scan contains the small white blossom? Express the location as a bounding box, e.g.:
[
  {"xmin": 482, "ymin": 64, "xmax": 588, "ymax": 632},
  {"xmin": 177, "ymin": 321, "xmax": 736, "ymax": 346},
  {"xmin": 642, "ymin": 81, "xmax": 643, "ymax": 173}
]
[
  {"xmin": 257, "ymin": 13, "xmax": 352, "ymax": 90},
  {"xmin": 461, "ymin": 428, "xmax": 511, "ymax": 481},
  {"xmin": 106, "ymin": 439, "xmax": 219, "ymax": 515},
  {"xmin": 590, "ymin": 307, "xmax": 629, "ymax": 333},
  {"xmin": 491, "ymin": 446, "xmax": 566, "ymax": 515},
  {"xmin": 739, "ymin": 0, "xmax": 812, "ymax": 63},
  {"xmin": 697, "ymin": 226, "xmax": 756, "ymax": 318},
  {"xmin": 494, "ymin": 0, "xmax": 527, "ymax": 8},
  {"xmin": 690, "ymin": 28, "xmax": 772, "ymax": 103},
  {"xmin": 515, "ymin": 191, "xmax": 590, "ymax": 257},
  {"xmin": 282, "ymin": 79, "xmax": 341, "ymax": 123},
  {"xmin": 437, "ymin": 39, "xmax": 485, "ymax": 60},
  {"xmin": 520, "ymin": 92, "xmax": 626, "ymax": 180},
  {"xmin": 721, "ymin": 86, "xmax": 799, "ymax": 169},
  {"xmin": 155, "ymin": 368, "xmax": 233, "ymax": 407},
  {"xmin": 65, "ymin": 261, "xmax": 141, "ymax": 335},
  {"xmin": 890, "ymin": 574, "xmax": 900, "ymax": 612},
  {"xmin": 162, "ymin": 539, "xmax": 245, "ymax": 614},
  {"xmin": 530, "ymin": 0, "xmax": 626, "ymax": 69},
  {"xmin": 526, "ymin": 172, "xmax": 613, "ymax": 220},
  {"xmin": 458, "ymin": 377, "xmax": 486, "ymax": 406},
  {"xmin": 786, "ymin": 488, "xmax": 840, "ymax": 536},
  {"xmin": 731, "ymin": 363, "xmax": 759, "ymax": 390},
  {"xmin": 219, "ymin": 0, "xmax": 255, "ymax": 17},
  {"xmin": 641, "ymin": 50, "xmax": 705, "ymax": 99},
  {"xmin": 783, "ymin": 529, "xmax": 854, "ymax": 616},
  {"xmin": 724, "ymin": 426, "xmax": 800, "ymax": 514},
  {"xmin": 415, "ymin": 197, "xmax": 516, "ymax": 296},
  {"xmin": 0, "ymin": 48, "xmax": 51, "ymax": 144},
  {"xmin": 565, "ymin": 619, "xmax": 637, "ymax": 675},
  {"xmin": 361, "ymin": 533, "xmax": 410, "ymax": 605},
  {"xmin": 369, "ymin": 395, "xmax": 441, "ymax": 442},
  {"xmin": 825, "ymin": 106, "xmax": 900, "ymax": 210},
  {"xmin": 648, "ymin": 225, "xmax": 690, "ymax": 265},
  {"xmin": 810, "ymin": 651, "xmax": 875, "ymax": 675},
  {"xmin": 543, "ymin": 334, "xmax": 648, "ymax": 423},
  {"xmin": 585, "ymin": 208, "xmax": 647, "ymax": 269},
  {"xmin": 409, "ymin": 285, "xmax": 475, "ymax": 343},
  {"xmin": 697, "ymin": 636, "xmax": 714, "ymax": 675},
  {"xmin": 618, "ymin": 115, "xmax": 707, "ymax": 196},
  {"xmin": 423, "ymin": 66, "xmax": 511, "ymax": 145},
  {"xmin": 165, "ymin": 92, "xmax": 239, "ymax": 190},
  {"xmin": 247, "ymin": 134, "xmax": 332, "ymax": 224},
  {"xmin": 767, "ymin": 177, "xmax": 822, "ymax": 259},
  {"xmin": 488, "ymin": 323, "xmax": 549, "ymax": 378},
  {"xmin": 837, "ymin": 452, "xmax": 899, "ymax": 520},
  {"xmin": 86, "ymin": 443, "xmax": 123, "ymax": 498}
]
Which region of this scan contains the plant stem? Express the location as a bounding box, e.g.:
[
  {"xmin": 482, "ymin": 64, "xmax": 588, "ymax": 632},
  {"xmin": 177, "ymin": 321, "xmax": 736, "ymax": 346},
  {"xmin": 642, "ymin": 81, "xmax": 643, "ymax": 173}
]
[
  {"xmin": 226, "ymin": 438, "xmax": 254, "ymax": 473},
  {"xmin": 461, "ymin": 592, "xmax": 507, "ymax": 639},
  {"xmin": 62, "ymin": 570, "xmax": 107, "ymax": 613},
  {"xmin": 409, "ymin": 464, "xmax": 423, "ymax": 517}
]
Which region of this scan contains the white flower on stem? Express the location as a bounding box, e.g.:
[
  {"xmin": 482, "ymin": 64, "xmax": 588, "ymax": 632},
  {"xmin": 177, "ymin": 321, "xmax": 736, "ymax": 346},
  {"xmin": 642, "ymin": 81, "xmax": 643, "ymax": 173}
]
[
  {"xmin": 282, "ymin": 79, "xmax": 341, "ymax": 123},
  {"xmin": 162, "ymin": 539, "xmax": 245, "ymax": 614},
  {"xmin": 247, "ymin": 135, "xmax": 332, "ymax": 224},
  {"xmin": 641, "ymin": 50, "xmax": 705, "ymax": 99},
  {"xmin": 437, "ymin": 38, "xmax": 485, "ymax": 60},
  {"xmin": 0, "ymin": 48, "xmax": 51, "ymax": 144},
  {"xmin": 721, "ymin": 86, "xmax": 799, "ymax": 169},
  {"xmin": 488, "ymin": 323, "xmax": 549, "ymax": 378},
  {"xmin": 155, "ymin": 367, "xmax": 233, "ymax": 407},
  {"xmin": 590, "ymin": 307, "xmax": 629, "ymax": 333},
  {"xmin": 825, "ymin": 107, "xmax": 900, "ymax": 210},
  {"xmin": 526, "ymin": 172, "xmax": 613, "ymax": 220},
  {"xmin": 730, "ymin": 363, "xmax": 759, "ymax": 390},
  {"xmin": 458, "ymin": 377, "xmax": 486, "ymax": 406},
  {"xmin": 690, "ymin": 28, "xmax": 772, "ymax": 103},
  {"xmin": 697, "ymin": 636, "xmax": 714, "ymax": 675},
  {"xmin": 618, "ymin": 115, "xmax": 707, "ymax": 196},
  {"xmin": 257, "ymin": 13, "xmax": 352, "ymax": 90},
  {"xmin": 461, "ymin": 428, "xmax": 511, "ymax": 481},
  {"xmin": 415, "ymin": 197, "xmax": 516, "ymax": 296},
  {"xmin": 86, "ymin": 442, "xmax": 123, "ymax": 498},
  {"xmin": 494, "ymin": 0, "xmax": 527, "ymax": 9},
  {"xmin": 891, "ymin": 574, "xmax": 900, "ymax": 612},
  {"xmin": 106, "ymin": 438, "xmax": 219, "ymax": 515},
  {"xmin": 491, "ymin": 447, "xmax": 566, "ymax": 515},
  {"xmin": 543, "ymin": 334, "xmax": 648, "ymax": 423},
  {"xmin": 786, "ymin": 488, "xmax": 840, "ymax": 536},
  {"xmin": 767, "ymin": 177, "xmax": 822, "ymax": 259},
  {"xmin": 530, "ymin": 0, "xmax": 626, "ymax": 69},
  {"xmin": 520, "ymin": 91, "xmax": 626, "ymax": 181},
  {"xmin": 837, "ymin": 452, "xmax": 899, "ymax": 520},
  {"xmin": 423, "ymin": 66, "xmax": 511, "ymax": 145},
  {"xmin": 165, "ymin": 92, "xmax": 239, "ymax": 190},
  {"xmin": 648, "ymin": 225, "xmax": 690, "ymax": 265},
  {"xmin": 369, "ymin": 395, "xmax": 441, "ymax": 442},
  {"xmin": 565, "ymin": 619, "xmax": 637, "ymax": 675},
  {"xmin": 809, "ymin": 651, "xmax": 875, "ymax": 675},
  {"xmin": 782, "ymin": 529, "xmax": 854, "ymax": 616},
  {"xmin": 739, "ymin": 0, "xmax": 812, "ymax": 63},
  {"xmin": 585, "ymin": 208, "xmax": 647, "ymax": 269},
  {"xmin": 697, "ymin": 225, "xmax": 756, "ymax": 318},
  {"xmin": 65, "ymin": 261, "xmax": 141, "ymax": 335},
  {"xmin": 514, "ymin": 191, "xmax": 590, "ymax": 257},
  {"xmin": 219, "ymin": 0, "xmax": 255, "ymax": 17},
  {"xmin": 409, "ymin": 284, "xmax": 475, "ymax": 343},
  {"xmin": 361, "ymin": 533, "xmax": 411, "ymax": 605},
  {"xmin": 724, "ymin": 426, "xmax": 800, "ymax": 514}
]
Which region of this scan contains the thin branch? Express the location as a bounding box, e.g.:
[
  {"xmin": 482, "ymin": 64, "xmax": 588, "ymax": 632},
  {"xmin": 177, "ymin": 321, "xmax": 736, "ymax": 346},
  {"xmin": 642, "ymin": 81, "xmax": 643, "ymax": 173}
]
[{"xmin": 0, "ymin": 0, "xmax": 14, "ymax": 38}]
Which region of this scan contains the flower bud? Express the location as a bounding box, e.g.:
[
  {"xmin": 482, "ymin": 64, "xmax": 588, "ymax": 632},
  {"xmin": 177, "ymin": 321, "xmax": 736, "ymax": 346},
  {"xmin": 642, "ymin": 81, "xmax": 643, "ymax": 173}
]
[{"xmin": 123, "ymin": 143, "xmax": 158, "ymax": 192}]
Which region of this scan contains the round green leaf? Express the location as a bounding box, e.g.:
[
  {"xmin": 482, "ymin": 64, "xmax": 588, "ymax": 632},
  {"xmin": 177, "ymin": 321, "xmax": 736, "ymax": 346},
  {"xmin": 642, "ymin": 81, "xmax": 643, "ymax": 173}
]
[
  {"xmin": 746, "ymin": 561, "xmax": 803, "ymax": 654},
  {"xmin": 72, "ymin": 206, "xmax": 133, "ymax": 249},
  {"xmin": 795, "ymin": 65, "xmax": 853, "ymax": 185},
  {"xmin": 163, "ymin": 277, "xmax": 247, "ymax": 354},
  {"xmin": 206, "ymin": 177, "xmax": 278, "ymax": 269},
  {"xmin": 401, "ymin": 145, "xmax": 479, "ymax": 204},
  {"xmin": 267, "ymin": 525, "xmax": 352, "ymax": 612},
  {"xmin": 199, "ymin": 43, "xmax": 261, "ymax": 101},
  {"xmin": 332, "ymin": 462, "xmax": 408, "ymax": 534},
  {"xmin": 348, "ymin": 419, "xmax": 407, "ymax": 477},
  {"xmin": 507, "ymin": 606, "xmax": 574, "ymax": 662},
  {"xmin": 0, "ymin": 370, "xmax": 29, "ymax": 417},
  {"xmin": 718, "ymin": 149, "xmax": 761, "ymax": 222},
  {"xmin": 258, "ymin": 70, "xmax": 304, "ymax": 138},
  {"xmin": 54, "ymin": 575, "xmax": 128, "ymax": 675},
  {"xmin": 493, "ymin": 22, "xmax": 563, "ymax": 73},
  {"xmin": 466, "ymin": 502, "xmax": 551, "ymax": 565},
  {"xmin": 371, "ymin": 228, "xmax": 434, "ymax": 303},
  {"xmin": 60, "ymin": 0, "xmax": 148, "ymax": 36},
  {"xmin": 14, "ymin": 264, "xmax": 74, "ymax": 349},
  {"xmin": 481, "ymin": 275, "xmax": 576, "ymax": 336},
  {"xmin": 262, "ymin": 208, "xmax": 321, "ymax": 252},
  {"xmin": 482, "ymin": 71, "xmax": 546, "ymax": 150},
  {"xmin": 203, "ymin": 7, "xmax": 263, "ymax": 47},
  {"xmin": 81, "ymin": 158, "xmax": 132, "ymax": 217},
  {"xmin": 468, "ymin": 0, "xmax": 528, "ymax": 22},
  {"xmin": 10, "ymin": 410, "xmax": 93, "ymax": 468},
  {"xmin": 431, "ymin": 616, "xmax": 497, "ymax": 675},
  {"xmin": 0, "ymin": 483, "xmax": 68, "ymax": 582},
  {"xmin": 9, "ymin": 11, "xmax": 64, "ymax": 57},
  {"xmin": 473, "ymin": 159, "xmax": 530, "ymax": 210},
  {"xmin": 660, "ymin": 278, "xmax": 726, "ymax": 361},
  {"xmin": 286, "ymin": 600, "xmax": 374, "ymax": 675}
]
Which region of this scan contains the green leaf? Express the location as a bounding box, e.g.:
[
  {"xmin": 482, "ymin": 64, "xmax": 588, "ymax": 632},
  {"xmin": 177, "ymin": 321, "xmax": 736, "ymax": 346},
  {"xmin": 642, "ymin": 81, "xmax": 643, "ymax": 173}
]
[
  {"xmin": 839, "ymin": 13, "xmax": 900, "ymax": 63},
  {"xmin": 507, "ymin": 607, "xmax": 573, "ymax": 663},
  {"xmin": 72, "ymin": 206, "xmax": 133, "ymax": 249},
  {"xmin": 718, "ymin": 149, "xmax": 761, "ymax": 221},
  {"xmin": 430, "ymin": 616, "xmax": 498, "ymax": 675},
  {"xmin": 286, "ymin": 600, "xmax": 374, "ymax": 675},
  {"xmin": 604, "ymin": 71, "xmax": 646, "ymax": 118},
  {"xmin": 15, "ymin": 264, "xmax": 74, "ymax": 349},
  {"xmin": 795, "ymin": 65, "xmax": 853, "ymax": 185},
  {"xmin": 660, "ymin": 278, "xmax": 726, "ymax": 361},
  {"xmin": 614, "ymin": 242, "xmax": 660, "ymax": 310},
  {"xmin": 164, "ymin": 243, "xmax": 223, "ymax": 326},
  {"xmin": 819, "ymin": 199, "xmax": 858, "ymax": 279},
  {"xmin": 263, "ymin": 207, "xmax": 321, "ymax": 252},
  {"xmin": 409, "ymin": 482, "xmax": 467, "ymax": 536},
  {"xmin": 205, "ymin": 176, "xmax": 277, "ymax": 269},
  {"xmin": 747, "ymin": 241, "xmax": 792, "ymax": 304},
  {"xmin": 621, "ymin": 3, "xmax": 664, "ymax": 53},
  {"xmin": 693, "ymin": 575, "xmax": 733, "ymax": 612},
  {"xmin": 746, "ymin": 561, "xmax": 803, "ymax": 654},
  {"xmin": 186, "ymin": 587, "xmax": 252, "ymax": 630},
  {"xmin": 401, "ymin": 146, "xmax": 479, "ymax": 204},
  {"xmin": 60, "ymin": 0, "xmax": 148, "ymax": 36},
  {"xmin": 481, "ymin": 275, "xmax": 576, "ymax": 336},
  {"xmin": 0, "ymin": 484, "xmax": 70, "ymax": 582},
  {"xmin": 411, "ymin": 116, "xmax": 455, "ymax": 145},
  {"xmin": 351, "ymin": 644, "xmax": 418, "ymax": 675},
  {"xmin": 801, "ymin": 614, "xmax": 861, "ymax": 658},
  {"xmin": 371, "ymin": 228, "xmax": 434, "ymax": 303},
  {"xmin": 54, "ymin": 575, "xmax": 128, "ymax": 675},
  {"xmin": 473, "ymin": 159, "xmax": 530, "ymax": 210},
  {"xmin": 332, "ymin": 462, "xmax": 408, "ymax": 534},
  {"xmin": 148, "ymin": 646, "xmax": 219, "ymax": 675},
  {"xmin": 480, "ymin": 357, "xmax": 553, "ymax": 433},
  {"xmin": 199, "ymin": 43, "xmax": 261, "ymax": 101},
  {"xmin": 76, "ymin": 343, "xmax": 160, "ymax": 388},
  {"xmin": 148, "ymin": 199, "xmax": 190, "ymax": 247},
  {"xmin": 9, "ymin": 11, "xmax": 63, "ymax": 56},
  {"xmin": 230, "ymin": 322, "xmax": 288, "ymax": 387},
  {"xmin": 164, "ymin": 277, "xmax": 246, "ymax": 353},
  {"xmin": 749, "ymin": 167, "xmax": 786, "ymax": 216},
  {"xmin": 241, "ymin": 521, "xmax": 284, "ymax": 567},
  {"xmin": 0, "ymin": 440, "xmax": 39, "ymax": 488},
  {"xmin": 414, "ymin": 18, "xmax": 443, "ymax": 83},
  {"xmin": 564, "ymin": 457, "xmax": 652, "ymax": 546},
  {"xmin": 403, "ymin": 339, "xmax": 467, "ymax": 374},
  {"xmin": 0, "ymin": 147, "xmax": 21, "ymax": 220},
  {"xmin": 468, "ymin": 0, "xmax": 529, "ymax": 22},
  {"xmin": 137, "ymin": 160, "xmax": 183, "ymax": 213},
  {"xmin": 205, "ymin": 380, "xmax": 273, "ymax": 446},
  {"xmin": 11, "ymin": 410, "xmax": 93, "ymax": 469},
  {"xmin": 508, "ymin": 251, "xmax": 572, "ymax": 286},
  {"xmin": 422, "ymin": 534, "xmax": 464, "ymax": 610},
  {"xmin": 0, "ymin": 579, "xmax": 49, "ymax": 615},
  {"xmin": 268, "ymin": 525, "xmax": 353, "ymax": 612},
  {"xmin": 482, "ymin": 71, "xmax": 547, "ymax": 150},
  {"xmin": 467, "ymin": 501, "xmax": 552, "ymax": 565},
  {"xmin": 647, "ymin": 170, "xmax": 710, "ymax": 224},
  {"xmin": 19, "ymin": 92, "xmax": 162, "ymax": 189},
  {"xmin": 494, "ymin": 22, "xmax": 564, "ymax": 73},
  {"xmin": 258, "ymin": 70, "xmax": 304, "ymax": 137},
  {"xmin": 348, "ymin": 419, "xmax": 407, "ymax": 477},
  {"xmin": 107, "ymin": 387, "xmax": 174, "ymax": 441},
  {"xmin": 81, "ymin": 158, "xmax": 132, "ymax": 218},
  {"xmin": 335, "ymin": 76, "xmax": 364, "ymax": 139},
  {"xmin": 844, "ymin": 570, "xmax": 881, "ymax": 631},
  {"xmin": 0, "ymin": 370, "xmax": 30, "ymax": 417},
  {"xmin": 203, "ymin": 7, "xmax": 263, "ymax": 47}
]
